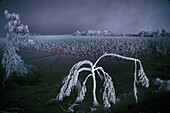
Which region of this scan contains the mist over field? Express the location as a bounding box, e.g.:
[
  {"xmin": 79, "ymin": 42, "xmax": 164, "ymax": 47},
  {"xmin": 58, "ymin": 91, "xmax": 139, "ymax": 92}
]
[{"xmin": 0, "ymin": 0, "xmax": 170, "ymax": 36}]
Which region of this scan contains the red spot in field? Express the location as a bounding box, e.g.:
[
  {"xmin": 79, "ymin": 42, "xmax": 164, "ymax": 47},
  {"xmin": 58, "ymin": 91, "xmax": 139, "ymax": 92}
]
[{"xmin": 58, "ymin": 47, "xmax": 61, "ymax": 57}]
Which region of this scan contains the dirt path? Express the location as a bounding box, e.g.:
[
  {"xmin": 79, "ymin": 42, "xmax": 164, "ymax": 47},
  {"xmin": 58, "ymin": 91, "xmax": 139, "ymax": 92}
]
[{"xmin": 27, "ymin": 54, "xmax": 58, "ymax": 62}]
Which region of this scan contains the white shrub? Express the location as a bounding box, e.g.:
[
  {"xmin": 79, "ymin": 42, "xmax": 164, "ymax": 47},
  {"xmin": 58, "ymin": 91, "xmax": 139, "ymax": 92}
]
[{"xmin": 54, "ymin": 53, "xmax": 149, "ymax": 112}]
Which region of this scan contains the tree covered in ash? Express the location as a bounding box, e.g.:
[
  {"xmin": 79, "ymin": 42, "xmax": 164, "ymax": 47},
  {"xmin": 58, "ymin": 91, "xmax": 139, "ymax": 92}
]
[
  {"xmin": 52, "ymin": 53, "xmax": 149, "ymax": 112},
  {"xmin": 1, "ymin": 10, "xmax": 30, "ymax": 85}
]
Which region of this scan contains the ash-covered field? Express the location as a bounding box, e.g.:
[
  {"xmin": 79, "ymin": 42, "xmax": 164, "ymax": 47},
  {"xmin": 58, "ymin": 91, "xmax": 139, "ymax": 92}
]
[{"xmin": 0, "ymin": 35, "xmax": 170, "ymax": 113}]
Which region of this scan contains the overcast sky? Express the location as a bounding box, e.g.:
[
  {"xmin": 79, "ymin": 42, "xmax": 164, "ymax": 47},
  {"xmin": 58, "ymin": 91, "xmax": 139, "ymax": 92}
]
[{"xmin": 0, "ymin": 0, "xmax": 170, "ymax": 35}]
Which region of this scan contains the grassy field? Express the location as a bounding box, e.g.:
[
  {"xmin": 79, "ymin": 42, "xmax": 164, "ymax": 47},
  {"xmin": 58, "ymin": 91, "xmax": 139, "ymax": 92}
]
[{"xmin": 0, "ymin": 37, "xmax": 170, "ymax": 113}]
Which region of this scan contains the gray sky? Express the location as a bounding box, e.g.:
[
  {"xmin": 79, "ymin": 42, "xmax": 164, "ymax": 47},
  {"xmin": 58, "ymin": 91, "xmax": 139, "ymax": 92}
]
[{"xmin": 0, "ymin": 0, "xmax": 170, "ymax": 35}]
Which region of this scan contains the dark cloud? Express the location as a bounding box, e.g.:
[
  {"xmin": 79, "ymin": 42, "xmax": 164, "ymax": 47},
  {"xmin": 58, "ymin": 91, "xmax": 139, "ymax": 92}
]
[{"xmin": 0, "ymin": 0, "xmax": 170, "ymax": 35}]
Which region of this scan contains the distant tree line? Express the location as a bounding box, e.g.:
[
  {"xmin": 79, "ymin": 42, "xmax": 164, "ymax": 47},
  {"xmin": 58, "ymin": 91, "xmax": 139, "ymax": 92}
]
[
  {"xmin": 73, "ymin": 29, "xmax": 170, "ymax": 37},
  {"xmin": 138, "ymin": 28, "xmax": 170, "ymax": 37},
  {"xmin": 73, "ymin": 30, "xmax": 118, "ymax": 36}
]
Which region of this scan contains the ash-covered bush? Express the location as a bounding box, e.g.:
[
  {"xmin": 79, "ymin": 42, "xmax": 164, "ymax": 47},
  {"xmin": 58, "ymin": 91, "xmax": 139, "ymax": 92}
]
[{"xmin": 50, "ymin": 53, "xmax": 149, "ymax": 112}]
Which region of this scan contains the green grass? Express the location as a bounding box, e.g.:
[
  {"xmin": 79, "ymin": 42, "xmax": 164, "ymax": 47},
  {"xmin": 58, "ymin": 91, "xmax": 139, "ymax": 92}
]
[{"xmin": 0, "ymin": 49, "xmax": 170, "ymax": 113}]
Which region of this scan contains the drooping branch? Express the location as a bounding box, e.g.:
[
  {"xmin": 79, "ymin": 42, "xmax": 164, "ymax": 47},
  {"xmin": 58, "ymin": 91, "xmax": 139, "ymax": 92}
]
[
  {"xmin": 102, "ymin": 71, "xmax": 116, "ymax": 108},
  {"xmin": 134, "ymin": 60, "xmax": 138, "ymax": 103},
  {"xmin": 76, "ymin": 74, "xmax": 92, "ymax": 103},
  {"xmin": 94, "ymin": 53, "xmax": 137, "ymax": 67},
  {"xmin": 94, "ymin": 67, "xmax": 116, "ymax": 108},
  {"xmin": 137, "ymin": 59, "xmax": 149, "ymax": 88},
  {"xmin": 57, "ymin": 62, "xmax": 80, "ymax": 101},
  {"xmin": 56, "ymin": 60, "xmax": 93, "ymax": 101}
]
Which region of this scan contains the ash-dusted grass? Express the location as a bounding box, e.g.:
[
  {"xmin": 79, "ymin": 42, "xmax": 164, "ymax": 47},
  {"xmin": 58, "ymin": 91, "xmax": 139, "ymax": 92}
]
[{"xmin": 0, "ymin": 49, "xmax": 170, "ymax": 113}]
